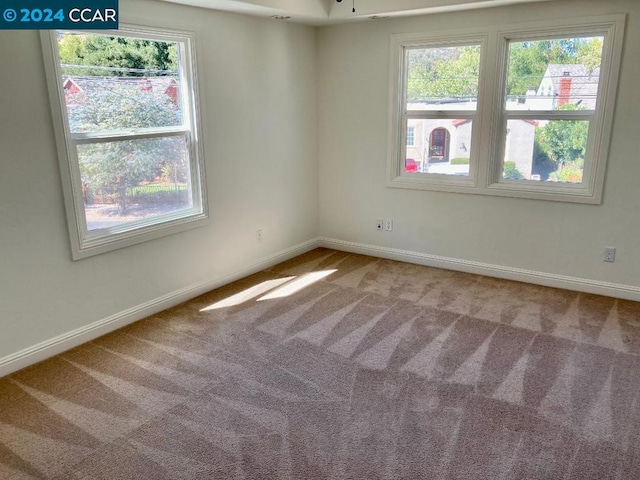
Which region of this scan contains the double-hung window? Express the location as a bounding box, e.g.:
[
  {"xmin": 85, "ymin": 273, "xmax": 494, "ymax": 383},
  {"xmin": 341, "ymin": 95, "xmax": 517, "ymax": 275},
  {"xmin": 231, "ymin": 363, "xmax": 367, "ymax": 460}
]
[
  {"xmin": 390, "ymin": 36, "xmax": 486, "ymax": 189},
  {"xmin": 41, "ymin": 25, "xmax": 207, "ymax": 259},
  {"xmin": 388, "ymin": 15, "xmax": 625, "ymax": 203}
]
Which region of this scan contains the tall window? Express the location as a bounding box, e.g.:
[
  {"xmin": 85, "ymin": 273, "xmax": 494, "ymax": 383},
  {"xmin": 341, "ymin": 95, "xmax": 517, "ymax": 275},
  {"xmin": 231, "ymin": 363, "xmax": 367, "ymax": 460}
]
[
  {"xmin": 402, "ymin": 41, "xmax": 482, "ymax": 182},
  {"xmin": 41, "ymin": 25, "xmax": 207, "ymax": 259},
  {"xmin": 499, "ymin": 36, "xmax": 602, "ymax": 185},
  {"xmin": 406, "ymin": 126, "xmax": 415, "ymax": 146},
  {"xmin": 388, "ymin": 15, "xmax": 625, "ymax": 203}
]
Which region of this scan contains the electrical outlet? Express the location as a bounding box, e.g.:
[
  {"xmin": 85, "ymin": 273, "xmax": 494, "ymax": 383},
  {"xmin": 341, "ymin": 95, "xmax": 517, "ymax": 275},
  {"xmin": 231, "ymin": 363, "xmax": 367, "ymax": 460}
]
[
  {"xmin": 376, "ymin": 219, "xmax": 384, "ymax": 231},
  {"xmin": 603, "ymin": 246, "xmax": 615, "ymax": 262},
  {"xmin": 257, "ymin": 229, "xmax": 264, "ymax": 242},
  {"xmin": 385, "ymin": 219, "xmax": 393, "ymax": 232}
]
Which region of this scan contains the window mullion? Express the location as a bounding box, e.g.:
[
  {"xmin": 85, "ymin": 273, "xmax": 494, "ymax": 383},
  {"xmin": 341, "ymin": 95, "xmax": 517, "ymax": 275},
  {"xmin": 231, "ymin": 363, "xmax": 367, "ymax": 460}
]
[
  {"xmin": 70, "ymin": 127, "xmax": 189, "ymax": 145},
  {"xmin": 475, "ymin": 29, "xmax": 502, "ymax": 191},
  {"xmin": 405, "ymin": 111, "xmax": 476, "ymax": 120},
  {"xmin": 504, "ymin": 111, "xmax": 595, "ymax": 121}
]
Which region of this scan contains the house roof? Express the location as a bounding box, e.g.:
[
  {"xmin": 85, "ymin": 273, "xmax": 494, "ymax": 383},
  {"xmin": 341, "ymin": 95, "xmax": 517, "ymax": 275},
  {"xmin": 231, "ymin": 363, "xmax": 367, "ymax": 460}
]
[
  {"xmin": 63, "ymin": 76, "xmax": 178, "ymax": 95},
  {"xmin": 541, "ymin": 64, "xmax": 600, "ymax": 109}
]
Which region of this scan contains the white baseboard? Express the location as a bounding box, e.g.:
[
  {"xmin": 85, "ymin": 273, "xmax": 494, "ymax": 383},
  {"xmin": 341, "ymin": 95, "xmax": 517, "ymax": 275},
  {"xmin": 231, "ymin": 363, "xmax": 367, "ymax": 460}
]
[
  {"xmin": 4, "ymin": 236, "xmax": 638, "ymax": 378},
  {"xmin": 319, "ymin": 237, "xmax": 640, "ymax": 302},
  {"xmin": 0, "ymin": 238, "xmax": 321, "ymax": 378}
]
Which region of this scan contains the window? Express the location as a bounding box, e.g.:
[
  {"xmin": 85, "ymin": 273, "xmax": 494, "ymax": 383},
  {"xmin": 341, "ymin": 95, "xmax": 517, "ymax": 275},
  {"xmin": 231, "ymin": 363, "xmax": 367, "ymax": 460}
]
[
  {"xmin": 499, "ymin": 38, "xmax": 602, "ymax": 185},
  {"xmin": 388, "ymin": 15, "xmax": 625, "ymax": 203},
  {"xmin": 397, "ymin": 41, "xmax": 484, "ymax": 181},
  {"xmin": 406, "ymin": 126, "xmax": 415, "ymax": 146},
  {"xmin": 41, "ymin": 25, "xmax": 207, "ymax": 259}
]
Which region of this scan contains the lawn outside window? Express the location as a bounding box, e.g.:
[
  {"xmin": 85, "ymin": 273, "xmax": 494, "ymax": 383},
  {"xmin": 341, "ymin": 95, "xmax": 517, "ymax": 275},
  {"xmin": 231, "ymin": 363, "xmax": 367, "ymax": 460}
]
[
  {"xmin": 41, "ymin": 24, "xmax": 208, "ymax": 260},
  {"xmin": 387, "ymin": 15, "xmax": 625, "ymax": 204}
]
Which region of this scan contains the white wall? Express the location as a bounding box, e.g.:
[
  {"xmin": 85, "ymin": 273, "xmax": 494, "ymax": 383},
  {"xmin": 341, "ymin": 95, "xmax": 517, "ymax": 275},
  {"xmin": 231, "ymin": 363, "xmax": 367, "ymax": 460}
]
[
  {"xmin": 2, "ymin": 0, "xmax": 640, "ymax": 371},
  {"xmin": 0, "ymin": 0, "xmax": 318, "ymax": 360},
  {"xmin": 317, "ymin": 0, "xmax": 640, "ymax": 287}
]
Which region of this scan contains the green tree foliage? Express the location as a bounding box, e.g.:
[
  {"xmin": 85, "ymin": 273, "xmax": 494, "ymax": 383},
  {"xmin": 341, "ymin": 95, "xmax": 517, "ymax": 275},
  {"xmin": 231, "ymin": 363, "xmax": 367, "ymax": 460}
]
[
  {"xmin": 548, "ymin": 163, "xmax": 583, "ymax": 183},
  {"xmin": 407, "ymin": 46, "xmax": 480, "ymax": 102},
  {"xmin": 68, "ymin": 86, "xmax": 180, "ymax": 132},
  {"xmin": 406, "ymin": 37, "xmax": 603, "ymax": 102},
  {"xmin": 576, "ymin": 37, "xmax": 604, "ymax": 73},
  {"xmin": 532, "ymin": 104, "xmax": 588, "ymax": 183},
  {"xmin": 531, "ymin": 136, "xmax": 556, "ymax": 180},
  {"xmin": 70, "ymin": 87, "xmax": 186, "ymax": 214},
  {"xmin": 58, "ymin": 33, "xmax": 178, "ymax": 76},
  {"xmin": 507, "ymin": 39, "xmax": 573, "ymax": 96},
  {"xmin": 60, "ymin": 32, "xmax": 185, "ymax": 215},
  {"xmin": 536, "ymin": 105, "xmax": 589, "ymax": 165},
  {"xmin": 503, "ymin": 161, "xmax": 525, "ymax": 180},
  {"xmin": 507, "ymin": 37, "xmax": 603, "ymax": 96}
]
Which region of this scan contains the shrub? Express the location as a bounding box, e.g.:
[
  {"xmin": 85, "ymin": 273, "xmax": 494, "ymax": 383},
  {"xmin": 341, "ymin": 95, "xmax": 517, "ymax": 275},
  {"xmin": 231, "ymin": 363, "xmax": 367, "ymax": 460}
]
[
  {"xmin": 549, "ymin": 163, "xmax": 583, "ymax": 183},
  {"xmin": 450, "ymin": 157, "xmax": 470, "ymax": 165},
  {"xmin": 503, "ymin": 161, "xmax": 525, "ymax": 180}
]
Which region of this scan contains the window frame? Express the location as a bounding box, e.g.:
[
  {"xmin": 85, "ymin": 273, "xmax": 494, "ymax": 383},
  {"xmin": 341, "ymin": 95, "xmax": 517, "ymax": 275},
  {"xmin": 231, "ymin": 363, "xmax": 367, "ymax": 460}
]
[
  {"xmin": 388, "ymin": 31, "xmax": 489, "ymax": 193},
  {"xmin": 41, "ymin": 24, "xmax": 208, "ymax": 260},
  {"xmin": 387, "ymin": 14, "xmax": 626, "ymax": 204}
]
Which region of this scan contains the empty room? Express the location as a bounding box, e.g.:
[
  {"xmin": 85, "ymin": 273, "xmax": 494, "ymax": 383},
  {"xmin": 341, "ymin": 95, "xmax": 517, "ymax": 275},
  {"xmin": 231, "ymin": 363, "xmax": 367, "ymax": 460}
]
[{"xmin": 1, "ymin": 0, "xmax": 640, "ymax": 478}]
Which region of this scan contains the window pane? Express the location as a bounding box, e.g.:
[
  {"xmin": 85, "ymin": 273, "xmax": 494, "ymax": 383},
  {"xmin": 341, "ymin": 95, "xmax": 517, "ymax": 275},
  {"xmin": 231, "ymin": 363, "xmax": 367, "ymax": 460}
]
[
  {"xmin": 505, "ymin": 37, "xmax": 603, "ymax": 111},
  {"xmin": 502, "ymin": 119, "xmax": 589, "ymax": 183},
  {"xmin": 78, "ymin": 136, "xmax": 194, "ymax": 231},
  {"xmin": 406, "ymin": 45, "xmax": 480, "ymax": 111},
  {"xmin": 58, "ymin": 32, "xmax": 184, "ymax": 133},
  {"xmin": 405, "ymin": 119, "xmax": 472, "ymax": 176},
  {"xmin": 406, "ymin": 126, "xmax": 415, "ymax": 146}
]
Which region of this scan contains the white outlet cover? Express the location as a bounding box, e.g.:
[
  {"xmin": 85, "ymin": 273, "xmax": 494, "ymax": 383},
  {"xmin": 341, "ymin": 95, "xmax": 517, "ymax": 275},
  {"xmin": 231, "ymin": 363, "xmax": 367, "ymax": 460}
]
[{"xmin": 603, "ymin": 247, "xmax": 616, "ymax": 262}]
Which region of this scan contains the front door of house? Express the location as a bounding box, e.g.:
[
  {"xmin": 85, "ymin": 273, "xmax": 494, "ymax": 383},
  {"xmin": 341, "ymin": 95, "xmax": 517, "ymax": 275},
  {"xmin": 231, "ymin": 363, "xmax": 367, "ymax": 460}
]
[{"xmin": 429, "ymin": 128, "xmax": 450, "ymax": 162}]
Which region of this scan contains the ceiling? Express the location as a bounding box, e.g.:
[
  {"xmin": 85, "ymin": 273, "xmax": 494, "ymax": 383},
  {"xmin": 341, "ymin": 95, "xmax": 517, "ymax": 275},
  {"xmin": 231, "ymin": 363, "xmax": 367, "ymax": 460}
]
[{"xmin": 157, "ymin": 0, "xmax": 556, "ymax": 25}]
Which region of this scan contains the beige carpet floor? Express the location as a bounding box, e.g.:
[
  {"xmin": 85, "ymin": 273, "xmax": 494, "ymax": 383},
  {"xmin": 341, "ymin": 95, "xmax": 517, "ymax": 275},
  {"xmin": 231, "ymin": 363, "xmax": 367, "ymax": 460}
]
[{"xmin": 2, "ymin": 248, "xmax": 640, "ymax": 479}]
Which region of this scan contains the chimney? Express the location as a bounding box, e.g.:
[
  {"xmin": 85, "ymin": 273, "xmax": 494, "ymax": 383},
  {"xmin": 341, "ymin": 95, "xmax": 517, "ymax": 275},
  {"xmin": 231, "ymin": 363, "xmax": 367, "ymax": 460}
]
[{"xmin": 558, "ymin": 71, "xmax": 572, "ymax": 107}]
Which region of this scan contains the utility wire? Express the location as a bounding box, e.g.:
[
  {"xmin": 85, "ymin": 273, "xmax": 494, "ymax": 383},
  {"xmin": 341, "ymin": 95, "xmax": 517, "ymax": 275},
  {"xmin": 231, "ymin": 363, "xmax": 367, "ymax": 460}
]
[{"xmin": 60, "ymin": 63, "xmax": 178, "ymax": 75}]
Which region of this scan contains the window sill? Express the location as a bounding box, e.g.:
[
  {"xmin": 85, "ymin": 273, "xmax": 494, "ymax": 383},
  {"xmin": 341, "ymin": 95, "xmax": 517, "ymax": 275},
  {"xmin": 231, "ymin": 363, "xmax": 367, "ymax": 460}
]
[
  {"xmin": 71, "ymin": 209, "xmax": 209, "ymax": 260},
  {"xmin": 387, "ymin": 173, "xmax": 602, "ymax": 204}
]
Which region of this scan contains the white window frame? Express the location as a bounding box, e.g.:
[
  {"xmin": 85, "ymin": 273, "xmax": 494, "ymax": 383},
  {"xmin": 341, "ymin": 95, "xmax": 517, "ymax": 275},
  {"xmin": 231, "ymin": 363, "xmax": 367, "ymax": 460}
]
[
  {"xmin": 388, "ymin": 32, "xmax": 488, "ymax": 193},
  {"xmin": 387, "ymin": 14, "xmax": 625, "ymax": 204},
  {"xmin": 41, "ymin": 24, "xmax": 208, "ymax": 260}
]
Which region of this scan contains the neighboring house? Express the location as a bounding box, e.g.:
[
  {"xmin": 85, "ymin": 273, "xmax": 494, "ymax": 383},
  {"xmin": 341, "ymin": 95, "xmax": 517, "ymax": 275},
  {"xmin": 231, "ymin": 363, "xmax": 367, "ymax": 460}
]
[
  {"xmin": 406, "ymin": 118, "xmax": 470, "ymax": 170},
  {"xmin": 406, "ymin": 63, "xmax": 599, "ymax": 178},
  {"xmin": 406, "ymin": 100, "xmax": 476, "ymax": 175},
  {"xmin": 406, "ymin": 103, "xmax": 535, "ymax": 178},
  {"xmin": 504, "ymin": 119, "xmax": 538, "ymax": 178},
  {"xmin": 531, "ymin": 64, "xmax": 600, "ymax": 110},
  {"xmin": 63, "ymin": 76, "xmax": 180, "ymax": 105}
]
